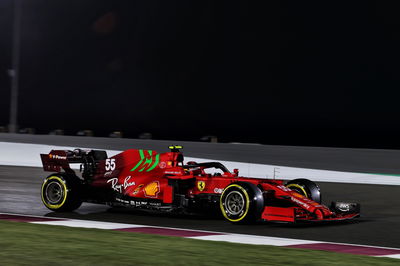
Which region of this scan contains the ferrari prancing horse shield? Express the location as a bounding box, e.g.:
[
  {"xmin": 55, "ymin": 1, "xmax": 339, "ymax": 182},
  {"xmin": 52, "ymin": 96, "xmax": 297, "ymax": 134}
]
[{"xmin": 197, "ymin": 181, "xmax": 205, "ymax": 191}]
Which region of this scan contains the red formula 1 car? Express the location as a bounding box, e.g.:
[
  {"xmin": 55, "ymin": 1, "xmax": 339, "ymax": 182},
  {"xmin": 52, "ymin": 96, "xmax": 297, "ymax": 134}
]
[{"xmin": 40, "ymin": 146, "xmax": 360, "ymax": 223}]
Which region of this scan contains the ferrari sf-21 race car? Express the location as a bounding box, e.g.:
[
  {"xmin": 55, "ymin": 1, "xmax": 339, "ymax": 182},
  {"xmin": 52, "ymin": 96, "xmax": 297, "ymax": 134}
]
[{"xmin": 40, "ymin": 146, "xmax": 360, "ymax": 223}]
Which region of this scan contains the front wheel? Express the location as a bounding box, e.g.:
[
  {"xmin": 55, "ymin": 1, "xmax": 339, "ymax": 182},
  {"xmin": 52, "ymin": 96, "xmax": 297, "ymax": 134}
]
[
  {"xmin": 220, "ymin": 182, "xmax": 263, "ymax": 223},
  {"xmin": 41, "ymin": 174, "xmax": 82, "ymax": 212},
  {"xmin": 286, "ymin": 178, "xmax": 321, "ymax": 203}
]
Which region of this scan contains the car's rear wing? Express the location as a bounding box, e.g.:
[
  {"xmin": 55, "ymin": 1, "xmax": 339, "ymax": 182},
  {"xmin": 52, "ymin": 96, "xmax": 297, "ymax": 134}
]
[{"xmin": 40, "ymin": 149, "xmax": 108, "ymax": 175}]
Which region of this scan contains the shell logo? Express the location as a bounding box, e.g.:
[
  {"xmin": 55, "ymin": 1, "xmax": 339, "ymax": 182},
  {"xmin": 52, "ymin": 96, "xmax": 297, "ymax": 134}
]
[{"xmin": 144, "ymin": 181, "xmax": 160, "ymax": 197}]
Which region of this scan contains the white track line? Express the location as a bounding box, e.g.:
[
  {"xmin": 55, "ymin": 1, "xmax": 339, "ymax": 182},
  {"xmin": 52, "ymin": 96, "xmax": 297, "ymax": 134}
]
[
  {"xmin": 1, "ymin": 212, "xmax": 399, "ymax": 258},
  {"xmin": 379, "ymin": 254, "xmax": 400, "ymax": 259},
  {"xmin": 188, "ymin": 234, "xmax": 319, "ymax": 246},
  {"xmin": 31, "ymin": 220, "xmax": 143, "ymax": 230}
]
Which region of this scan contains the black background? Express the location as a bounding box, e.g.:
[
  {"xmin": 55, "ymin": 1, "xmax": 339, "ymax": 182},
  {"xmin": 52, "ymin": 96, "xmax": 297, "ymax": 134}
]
[{"xmin": 1, "ymin": 1, "xmax": 400, "ymax": 148}]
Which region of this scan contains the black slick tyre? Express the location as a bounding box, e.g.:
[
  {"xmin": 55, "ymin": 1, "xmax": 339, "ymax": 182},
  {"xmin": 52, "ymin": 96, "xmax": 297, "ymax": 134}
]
[
  {"xmin": 220, "ymin": 182, "xmax": 263, "ymax": 223},
  {"xmin": 41, "ymin": 173, "xmax": 83, "ymax": 212},
  {"xmin": 286, "ymin": 178, "xmax": 321, "ymax": 203}
]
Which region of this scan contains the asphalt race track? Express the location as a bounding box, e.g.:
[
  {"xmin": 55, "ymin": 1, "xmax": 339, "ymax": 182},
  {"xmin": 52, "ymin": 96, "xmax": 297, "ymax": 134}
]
[
  {"xmin": 0, "ymin": 134, "xmax": 400, "ymax": 249},
  {"xmin": 1, "ymin": 165, "xmax": 399, "ymax": 248}
]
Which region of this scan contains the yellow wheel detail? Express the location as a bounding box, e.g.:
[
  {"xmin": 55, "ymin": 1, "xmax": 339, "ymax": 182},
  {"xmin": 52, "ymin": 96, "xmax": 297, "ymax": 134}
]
[
  {"xmin": 286, "ymin": 179, "xmax": 321, "ymax": 203},
  {"xmin": 220, "ymin": 184, "xmax": 250, "ymax": 222},
  {"xmin": 286, "ymin": 183, "xmax": 309, "ymax": 198},
  {"xmin": 41, "ymin": 176, "xmax": 68, "ymax": 210}
]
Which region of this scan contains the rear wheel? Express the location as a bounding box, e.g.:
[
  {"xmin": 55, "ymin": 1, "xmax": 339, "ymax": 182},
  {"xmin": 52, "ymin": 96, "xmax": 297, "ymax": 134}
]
[
  {"xmin": 286, "ymin": 178, "xmax": 321, "ymax": 203},
  {"xmin": 41, "ymin": 174, "xmax": 82, "ymax": 212},
  {"xmin": 220, "ymin": 182, "xmax": 263, "ymax": 223}
]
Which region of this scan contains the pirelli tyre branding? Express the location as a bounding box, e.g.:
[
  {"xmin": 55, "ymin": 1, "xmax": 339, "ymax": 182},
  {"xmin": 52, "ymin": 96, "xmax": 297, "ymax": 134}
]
[
  {"xmin": 41, "ymin": 174, "xmax": 82, "ymax": 212},
  {"xmin": 41, "ymin": 175, "xmax": 68, "ymax": 210},
  {"xmin": 220, "ymin": 184, "xmax": 251, "ymax": 223}
]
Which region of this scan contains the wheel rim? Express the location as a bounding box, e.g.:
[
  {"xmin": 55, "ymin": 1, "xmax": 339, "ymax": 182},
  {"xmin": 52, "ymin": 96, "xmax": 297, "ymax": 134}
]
[
  {"xmin": 45, "ymin": 181, "xmax": 64, "ymax": 204},
  {"xmin": 225, "ymin": 190, "xmax": 245, "ymax": 215}
]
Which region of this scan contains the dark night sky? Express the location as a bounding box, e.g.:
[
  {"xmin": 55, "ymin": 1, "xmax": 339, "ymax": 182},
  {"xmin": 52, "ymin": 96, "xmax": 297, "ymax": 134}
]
[{"xmin": 1, "ymin": 1, "xmax": 400, "ymax": 148}]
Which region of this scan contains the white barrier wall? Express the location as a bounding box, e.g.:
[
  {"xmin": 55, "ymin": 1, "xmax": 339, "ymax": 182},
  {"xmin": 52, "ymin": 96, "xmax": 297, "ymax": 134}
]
[{"xmin": 1, "ymin": 141, "xmax": 399, "ymax": 185}]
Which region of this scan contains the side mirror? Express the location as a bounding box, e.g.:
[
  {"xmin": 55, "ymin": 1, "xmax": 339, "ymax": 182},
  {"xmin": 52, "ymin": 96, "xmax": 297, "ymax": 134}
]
[{"xmin": 233, "ymin": 168, "xmax": 239, "ymax": 176}]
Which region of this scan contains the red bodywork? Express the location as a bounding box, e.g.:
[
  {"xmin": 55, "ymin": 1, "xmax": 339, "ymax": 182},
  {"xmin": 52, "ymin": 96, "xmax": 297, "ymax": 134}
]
[{"xmin": 40, "ymin": 147, "xmax": 360, "ymax": 223}]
